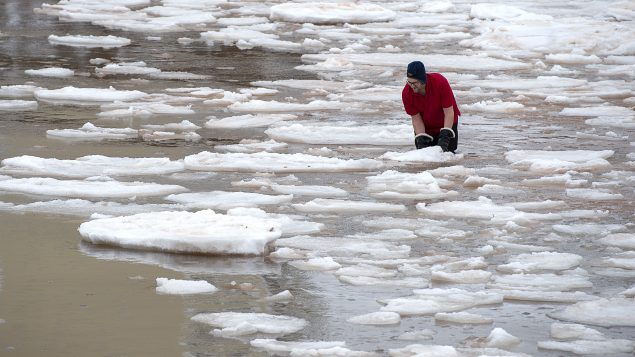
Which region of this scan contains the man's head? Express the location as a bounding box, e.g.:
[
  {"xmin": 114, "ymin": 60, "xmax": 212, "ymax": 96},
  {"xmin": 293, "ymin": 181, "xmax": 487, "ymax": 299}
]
[{"xmin": 406, "ymin": 61, "xmax": 426, "ymax": 93}]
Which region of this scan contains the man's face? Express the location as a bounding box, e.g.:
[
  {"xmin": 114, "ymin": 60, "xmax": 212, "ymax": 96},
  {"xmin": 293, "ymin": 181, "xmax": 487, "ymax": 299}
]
[{"xmin": 407, "ymin": 78, "xmax": 426, "ymax": 94}]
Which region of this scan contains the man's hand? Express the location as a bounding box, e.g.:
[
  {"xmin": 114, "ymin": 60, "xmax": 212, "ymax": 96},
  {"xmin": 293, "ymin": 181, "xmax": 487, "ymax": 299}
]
[
  {"xmin": 437, "ymin": 128, "xmax": 455, "ymax": 152},
  {"xmin": 414, "ymin": 133, "xmax": 433, "ymax": 149}
]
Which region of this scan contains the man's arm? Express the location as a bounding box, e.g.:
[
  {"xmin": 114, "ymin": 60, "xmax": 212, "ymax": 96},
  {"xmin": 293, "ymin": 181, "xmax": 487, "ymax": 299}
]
[
  {"xmin": 411, "ymin": 113, "xmax": 426, "ymax": 134},
  {"xmin": 443, "ymin": 106, "xmax": 454, "ymax": 129}
]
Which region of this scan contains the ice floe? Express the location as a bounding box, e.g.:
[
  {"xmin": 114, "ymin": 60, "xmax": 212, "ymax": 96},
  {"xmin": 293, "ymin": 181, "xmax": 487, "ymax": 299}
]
[
  {"xmin": 79, "ymin": 210, "xmax": 281, "ymax": 255},
  {"xmin": 275, "ymin": 235, "xmax": 410, "ymax": 259},
  {"xmin": 416, "ymin": 196, "xmax": 559, "ymax": 225},
  {"xmin": 205, "ymin": 114, "xmax": 296, "ymax": 129},
  {"xmin": 270, "ymin": 3, "xmax": 395, "ymax": 24},
  {"xmin": 497, "ymin": 252, "xmax": 582, "ymax": 273},
  {"xmin": 48, "ymin": 34, "xmax": 131, "ymax": 48},
  {"xmin": 0, "ymin": 100, "xmax": 38, "ymax": 111},
  {"xmin": 380, "ymin": 288, "xmax": 503, "ymax": 316},
  {"xmin": 164, "ymin": 191, "xmax": 293, "ymax": 210},
  {"xmin": 599, "ymin": 233, "xmax": 635, "ymax": 249},
  {"xmin": 265, "ymin": 123, "xmax": 411, "ymax": 146},
  {"xmin": 0, "ymin": 199, "xmax": 183, "ymax": 218},
  {"xmin": 250, "ymin": 339, "xmax": 346, "ymax": 354},
  {"xmin": 34, "ymin": 86, "xmax": 147, "ymax": 105},
  {"xmin": 191, "ymin": 312, "xmax": 306, "ymax": 337},
  {"xmin": 270, "ymin": 184, "xmax": 348, "ymax": 198},
  {"xmin": 548, "ymin": 298, "xmax": 635, "ymax": 327},
  {"xmin": 0, "ymin": 155, "xmax": 185, "ymax": 178},
  {"xmin": 25, "ymin": 67, "xmax": 74, "ymax": 78},
  {"xmin": 184, "ymin": 152, "xmax": 382, "ymax": 173},
  {"xmin": 487, "ymin": 272, "xmax": 592, "ymax": 291},
  {"xmin": 47, "ymin": 122, "xmax": 138, "ymax": 141},
  {"xmin": 380, "ymin": 146, "xmax": 463, "ymax": 163},
  {"xmin": 367, "ymin": 170, "xmax": 456, "ymax": 200},
  {"xmin": 505, "ymin": 150, "xmax": 614, "ymax": 173},
  {"xmin": 292, "ymin": 198, "xmax": 406, "ymax": 214},
  {"xmin": 0, "ymin": 177, "xmax": 186, "ymax": 198},
  {"xmin": 346, "ymin": 311, "xmax": 400, "ymax": 325},
  {"xmin": 155, "ymin": 278, "xmax": 217, "ymax": 295},
  {"xmin": 434, "ymin": 312, "xmax": 493, "ymax": 325}
]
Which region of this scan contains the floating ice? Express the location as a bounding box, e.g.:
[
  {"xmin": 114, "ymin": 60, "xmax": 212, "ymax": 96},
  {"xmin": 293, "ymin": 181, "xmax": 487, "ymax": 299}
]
[
  {"xmin": 250, "ymin": 339, "xmax": 346, "ymax": 354},
  {"xmin": 47, "ymin": 122, "xmax": 138, "ymax": 141},
  {"xmin": 339, "ymin": 276, "xmax": 428, "ymax": 288},
  {"xmin": 264, "ymin": 290, "xmax": 294, "ymax": 302},
  {"xmin": 0, "ymin": 100, "xmax": 38, "ymax": 111},
  {"xmin": 416, "ymin": 196, "xmax": 559, "ymax": 224},
  {"xmin": 552, "ymin": 223, "xmax": 626, "ymax": 236},
  {"xmin": 505, "ymin": 150, "xmax": 614, "ymax": 173},
  {"xmin": 301, "ymin": 53, "xmax": 532, "ymax": 73},
  {"xmin": 141, "ymin": 120, "xmax": 200, "ymax": 132},
  {"xmin": 0, "ymin": 199, "xmax": 183, "ymax": 218},
  {"xmin": 346, "ymin": 311, "xmax": 400, "ymax": 325},
  {"xmin": 98, "ymin": 102, "xmax": 195, "ymax": 117},
  {"xmin": 191, "ymin": 312, "xmax": 306, "ymax": 336},
  {"xmin": 488, "ymin": 272, "xmax": 592, "ymax": 291},
  {"xmin": 431, "ymin": 269, "xmax": 492, "ymax": 284},
  {"xmin": 271, "ymin": 184, "xmax": 348, "ymax": 198},
  {"xmin": 462, "ymin": 99, "xmax": 526, "ymax": 113},
  {"xmin": 96, "ymin": 63, "xmax": 161, "ymax": 76},
  {"xmin": 367, "ymin": 170, "xmax": 456, "ymax": 200},
  {"xmin": 228, "ymin": 99, "xmax": 347, "ymax": 112},
  {"xmin": 434, "ymin": 312, "xmax": 493, "ymax": 324},
  {"xmin": 184, "ymin": 151, "xmax": 382, "ymax": 173},
  {"xmin": 265, "ymin": 123, "xmax": 411, "ymax": 146},
  {"xmin": 48, "ymin": 34, "xmax": 131, "ymax": 48},
  {"xmin": 548, "ymin": 298, "xmax": 635, "ymax": 327},
  {"xmin": 34, "ymin": 86, "xmax": 147, "ymax": 105},
  {"xmin": 292, "ymin": 198, "xmax": 406, "ymax": 214},
  {"xmin": 549, "ymin": 323, "xmax": 607, "ymax": 341},
  {"xmin": 335, "ymin": 264, "xmax": 396, "ymax": 278},
  {"xmin": 0, "ymin": 85, "xmax": 45, "ymax": 98},
  {"xmin": 389, "ymin": 345, "xmax": 460, "ymax": 357},
  {"xmin": 566, "ymin": 188, "xmax": 624, "ymax": 200},
  {"xmin": 227, "ymin": 207, "xmax": 324, "ymax": 237},
  {"xmin": 205, "ymin": 114, "xmax": 296, "ymax": 129},
  {"xmin": 165, "ymin": 191, "xmax": 293, "ymax": 210},
  {"xmin": 288, "ymin": 257, "xmax": 341, "ymax": 271},
  {"xmin": 0, "ymin": 177, "xmax": 187, "ymax": 199},
  {"xmin": 25, "ymin": 67, "xmax": 74, "ymax": 78},
  {"xmin": 538, "ymin": 339, "xmax": 635, "ymax": 355},
  {"xmin": 380, "ymin": 146, "xmax": 463, "ymax": 163},
  {"xmin": 497, "ymin": 252, "xmax": 582, "ymax": 273},
  {"xmin": 275, "ymin": 235, "xmax": 411, "ymax": 259},
  {"xmin": 79, "ymin": 210, "xmax": 281, "ymax": 255},
  {"xmin": 380, "ymin": 288, "xmax": 503, "ymax": 316},
  {"xmin": 155, "ymin": 278, "xmax": 217, "ymax": 294},
  {"xmin": 470, "ymin": 328, "xmax": 521, "ymax": 349},
  {"xmin": 346, "ymin": 229, "xmax": 417, "ymax": 241},
  {"xmin": 270, "ymin": 3, "xmax": 395, "ymax": 24},
  {"xmin": 0, "ymin": 155, "xmax": 185, "ymax": 178},
  {"xmin": 214, "ymin": 139, "xmax": 287, "ymax": 154},
  {"xmin": 599, "ymin": 233, "xmax": 635, "ymax": 249}
]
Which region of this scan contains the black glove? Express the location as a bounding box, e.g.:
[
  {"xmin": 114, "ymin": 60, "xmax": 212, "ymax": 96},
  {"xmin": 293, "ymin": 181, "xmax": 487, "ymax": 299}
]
[
  {"xmin": 437, "ymin": 127, "xmax": 455, "ymax": 152},
  {"xmin": 414, "ymin": 133, "xmax": 433, "ymax": 149}
]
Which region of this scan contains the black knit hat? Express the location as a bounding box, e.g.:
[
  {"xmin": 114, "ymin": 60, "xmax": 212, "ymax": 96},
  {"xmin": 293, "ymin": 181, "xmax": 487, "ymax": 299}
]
[{"xmin": 407, "ymin": 61, "xmax": 426, "ymax": 83}]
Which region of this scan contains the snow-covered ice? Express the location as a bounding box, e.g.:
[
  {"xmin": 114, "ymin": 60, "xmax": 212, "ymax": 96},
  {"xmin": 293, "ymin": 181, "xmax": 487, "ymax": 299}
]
[
  {"xmin": 191, "ymin": 312, "xmax": 306, "ymax": 336},
  {"xmin": 79, "ymin": 210, "xmax": 281, "ymax": 255},
  {"xmin": 48, "ymin": 34, "xmax": 131, "ymax": 48},
  {"xmin": 0, "ymin": 155, "xmax": 185, "ymax": 178},
  {"xmin": 164, "ymin": 191, "xmax": 293, "ymax": 210},
  {"xmin": 155, "ymin": 278, "xmax": 217, "ymax": 295},
  {"xmin": 184, "ymin": 152, "xmax": 382, "ymax": 173}
]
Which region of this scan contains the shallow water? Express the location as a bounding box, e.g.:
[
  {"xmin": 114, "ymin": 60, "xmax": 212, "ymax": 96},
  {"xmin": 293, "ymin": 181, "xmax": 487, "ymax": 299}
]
[{"xmin": 1, "ymin": 1, "xmax": 634, "ymax": 356}]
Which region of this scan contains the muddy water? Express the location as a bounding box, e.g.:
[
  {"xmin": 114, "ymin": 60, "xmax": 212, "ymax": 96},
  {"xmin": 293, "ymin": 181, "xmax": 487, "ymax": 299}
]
[{"xmin": 1, "ymin": 1, "xmax": 635, "ymax": 357}]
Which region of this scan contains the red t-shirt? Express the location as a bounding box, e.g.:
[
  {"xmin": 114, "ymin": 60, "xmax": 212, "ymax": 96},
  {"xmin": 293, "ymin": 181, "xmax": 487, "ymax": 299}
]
[{"xmin": 402, "ymin": 73, "xmax": 460, "ymax": 135}]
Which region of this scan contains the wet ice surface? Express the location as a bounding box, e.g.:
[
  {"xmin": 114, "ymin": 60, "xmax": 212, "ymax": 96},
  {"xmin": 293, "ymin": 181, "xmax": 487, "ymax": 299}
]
[{"xmin": 1, "ymin": 0, "xmax": 635, "ymax": 356}]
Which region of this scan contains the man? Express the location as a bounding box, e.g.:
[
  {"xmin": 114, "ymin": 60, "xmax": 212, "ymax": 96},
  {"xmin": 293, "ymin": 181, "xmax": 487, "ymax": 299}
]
[{"xmin": 402, "ymin": 61, "xmax": 460, "ymax": 152}]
